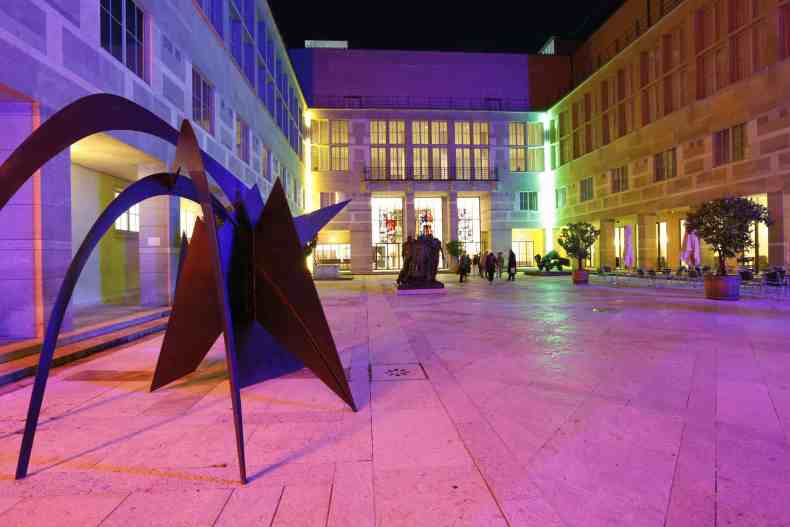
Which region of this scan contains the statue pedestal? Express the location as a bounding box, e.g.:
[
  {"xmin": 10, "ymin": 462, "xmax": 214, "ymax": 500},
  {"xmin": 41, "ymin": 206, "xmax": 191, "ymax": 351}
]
[{"xmin": 397, "ymin": 287, "xmax": 447, "ymax": 296}]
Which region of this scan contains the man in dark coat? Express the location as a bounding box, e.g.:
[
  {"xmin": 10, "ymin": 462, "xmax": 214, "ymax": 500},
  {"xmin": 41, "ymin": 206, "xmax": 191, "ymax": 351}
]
[
  {"xmin": 485, "ymin": 252, "xmax": 496, "ymax": 283},
  {"xmin": 507, "ymin": 249, "xmax": 517, "ymax": 281}
]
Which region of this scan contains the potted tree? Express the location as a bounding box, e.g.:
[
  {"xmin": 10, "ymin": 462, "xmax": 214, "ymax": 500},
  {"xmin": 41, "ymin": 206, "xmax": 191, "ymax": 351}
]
[
  {"xmin": 685, "ymin": 197, "xmax": 771, "ymax": 300},
  {"xmin": 557, "ymin": 222, "xmax": 600, "ymax": 285},
  {"xmin": 445, "ymin": 240, "xmax": 463, "ymax": 272}
]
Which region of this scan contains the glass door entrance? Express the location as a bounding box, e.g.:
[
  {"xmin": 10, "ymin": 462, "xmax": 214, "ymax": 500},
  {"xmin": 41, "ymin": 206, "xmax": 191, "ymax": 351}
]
[{"xmin": 371, "ymin": 197, "xmax": 404, "ymax": 270}]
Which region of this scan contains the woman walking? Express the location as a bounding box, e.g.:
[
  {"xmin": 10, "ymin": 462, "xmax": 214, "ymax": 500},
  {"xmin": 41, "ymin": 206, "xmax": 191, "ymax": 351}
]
[{"xmin": 507, "ymin": 249, "xmax": 517, "ymax": 281}]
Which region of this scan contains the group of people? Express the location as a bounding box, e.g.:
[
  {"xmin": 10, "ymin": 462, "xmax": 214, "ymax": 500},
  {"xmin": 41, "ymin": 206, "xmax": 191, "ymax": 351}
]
[{"xmin": 458, "ymin": 250, "xmax": 518, "ymax": 283}]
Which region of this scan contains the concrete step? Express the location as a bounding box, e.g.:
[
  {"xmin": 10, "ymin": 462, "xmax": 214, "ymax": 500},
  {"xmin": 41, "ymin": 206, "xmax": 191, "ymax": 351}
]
[{"xmin": 0, "ymin": 309, "xmax": 170, "ymax": 386}]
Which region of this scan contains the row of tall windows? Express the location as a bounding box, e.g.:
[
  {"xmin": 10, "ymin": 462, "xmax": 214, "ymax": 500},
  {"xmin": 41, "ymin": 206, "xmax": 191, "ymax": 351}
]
[
  {"xmin": 193, "ymin": 1, "xmax": 305, "ymax": 159},
  {"xmin": 311, "ymin": 120, "xmax": 349, "ymax": 171},
  {"xmin": 550, "ymin": 0, "xmax": 781, "ymax": 169},
  {"xmin": 508, "ymin": 122, "xmax": 545, "ymax": 172},
  {"xmin": 366, "ymin": 120, "xmax": 495, "ymax": 180},
  {"xmin": 555, "ymin": 122, "xmax": 747, "ymax": 211}
]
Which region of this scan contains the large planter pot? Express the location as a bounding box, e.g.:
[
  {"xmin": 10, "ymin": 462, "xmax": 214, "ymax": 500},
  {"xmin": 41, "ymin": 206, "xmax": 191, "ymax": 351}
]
[
  {"xmin": 704, "ymin": 274, "xmax": 741, "ymax": 300},
  {"xmin": 572, "ymin": 269, "xmax": 589, "ymax": 285}
]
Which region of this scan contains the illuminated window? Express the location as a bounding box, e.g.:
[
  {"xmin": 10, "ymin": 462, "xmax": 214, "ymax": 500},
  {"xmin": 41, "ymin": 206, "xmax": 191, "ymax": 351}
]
[
  {"xmin": 370, "ymin": 120, "xmax": 387, "ymax": 145},
  {"xmin": 472, "ymin": 122, "xmax": 489, "ymax": 145},
  {"xmin": 432, "ymin": 147, "xmax": 448, "ymax": 179},
  {"xmin": 114, "ymin": 191, "xmax": 140, "ymax": 232},
  {"xmin": 431, "ymin": 121, "xmax": 448, "ymax": 145},
  {"xmin": 509, "ymin": 148, "xmax": 526, "ymax": 172},
  {"xmin": 331, "ymin": 120, "xmax": 348, "ymax": 144},
  {"xmin": 413, "ymin": 148, "xmax": 429, "ymax": 179},
  {"xmin": 331, "ymin": 146, "xmax": 348, "ymax": 171},
  {"xmin": 101, "ymin": 0, "xmax": 146, "ymax": 80},
  {"xmin": 509, "ymin": 122, "xmax": 527, "ymax": 171},
  {"xmin": 389, "ymin": 121, "xmax": 405, "ymax": 144},
  {"xmin": 390, "ymin": 147, "xmax": 406, "ymax": 179},
  {"xmin": 527, "ymin": 148, "xmax": 544, "ymax": 172},
  {"xmin": 412, "ymin": 121, "xmax": 429, "ymax": 145},
  {"xmin": 330, "ymin": 120, "xmax": 349, "ymax": 171},
  {"xmin": 456, "ymin": 148, "xmax": 471, "ymax": 180},
  {"xmin": 370, "ymin": 147, "xmax": 387, "ymax": 179},
  {"xmin": 454, "ymin": 122, "xmax": 471, "ymax": 145},
  {"xmin": 474, "ymin": 149, "xmax": 489, "ymax": 179},
  {"xmin": 527, "ymin": 123, "xmax": 544, "ymax": 146}
]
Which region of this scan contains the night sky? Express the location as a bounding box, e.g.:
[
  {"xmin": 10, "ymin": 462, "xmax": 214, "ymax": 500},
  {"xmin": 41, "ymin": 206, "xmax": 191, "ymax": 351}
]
[{"xmin": 269, "ymin": 0, "xmax": 625, "ymax": 54}]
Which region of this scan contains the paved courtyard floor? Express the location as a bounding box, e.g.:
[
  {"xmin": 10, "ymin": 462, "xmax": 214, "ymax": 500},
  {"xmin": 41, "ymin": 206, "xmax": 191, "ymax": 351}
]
[{"xmin": 1, "ymin": 275, "xmax": 790, "ymax": 526}]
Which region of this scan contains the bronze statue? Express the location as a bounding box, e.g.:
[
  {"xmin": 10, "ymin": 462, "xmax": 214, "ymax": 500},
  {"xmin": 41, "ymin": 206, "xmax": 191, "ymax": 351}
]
[{"xmin": 396, "ymin": 225, "xmax": 444, "ymax": 289}]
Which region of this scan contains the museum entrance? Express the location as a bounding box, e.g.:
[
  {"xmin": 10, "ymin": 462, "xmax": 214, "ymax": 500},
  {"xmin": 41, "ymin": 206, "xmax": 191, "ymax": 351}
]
[
  {"xmin": 415, "ymin": 197, "xmax": 444, "ymax": 268},
  {"xmin": 371, "ymin": 196, "xmax": 404, "ymax": 271}
]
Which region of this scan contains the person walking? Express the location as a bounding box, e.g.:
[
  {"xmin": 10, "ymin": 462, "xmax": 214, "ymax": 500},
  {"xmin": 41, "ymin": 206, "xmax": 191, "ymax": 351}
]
[
  {"xmin": 485, "ymin": 251, "xmax": 496, "ymax": 283},
  {"xmin": 472, "ymin": 253, "xmax": 479, "ymax": 279},
  {"xmin": 507, "ymin": 249, "xmax": 517, "ymax": 281},
  {"xmin": 496, "ymin": 251, "xmax": 505, "ymax": 279},
  {"xmin": 478, "ymin": 252, "xmax": 485, "ymax": 278},
  {"xmin": 458, "ymin": 252, "xmax": 470, "ymax": 283}
]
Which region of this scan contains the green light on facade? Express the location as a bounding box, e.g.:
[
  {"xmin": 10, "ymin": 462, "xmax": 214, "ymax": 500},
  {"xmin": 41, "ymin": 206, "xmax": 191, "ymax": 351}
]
[{"xmin": 540, "ymin": 113, "xmax": 555, "ymax": 252}]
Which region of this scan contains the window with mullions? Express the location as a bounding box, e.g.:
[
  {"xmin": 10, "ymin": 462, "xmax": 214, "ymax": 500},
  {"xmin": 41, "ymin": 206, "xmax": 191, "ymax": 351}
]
[
  {"xmin": 311, "ymin": 119, "xmax": 330, "ymax": 171},
  {"xmin": 431, "ymin": 121, "xmax": 449, "ymax": 179},
  {"xmin": 330, "ymin": 120, "xmax": 349, "ymax": 171},
  {"xmin": 714, "ymin": 123, "xmax": 746, "ymax": 166},
  {"xmin": 197, "ymin": 0, "xmax": 223, "ymax": 37},
  {"xmin": 509, "ymin": 122, "xmax": 526, "ymax": 171},
  {"xmin": 654, "ymin": 148, "xmax": 677, "ymax": 181},
  {"xmin": 192, "ymin": 68, "xmax": 214, "ymax": 134},
  {"xmin": 580, "ymin": 177, "xmax": 594, "ymax": 202},
  {"xmin": 555, "ymin": 187, "xmax": 567, "ymax": 209},
  {"xmin": 519, "ymin": 191, "xmax": 539, "ymax": 211},
  {"xmin": 611, "ymin": 166, "xmax": 629, "ymax": 193},
  {"xmin": 101, "ymin": 0, "xmax": 145, "ymax": 80},
  {"xmin": 236, "ymin": 116, "xmax": 250, "ymax": 163},
  {"xmin": 114, "ymin": 191, "xmax": 140, "ymax": 232},
  {"xmin": 412, "ymin": 121, "xmax": 429, "ymax": 145}
]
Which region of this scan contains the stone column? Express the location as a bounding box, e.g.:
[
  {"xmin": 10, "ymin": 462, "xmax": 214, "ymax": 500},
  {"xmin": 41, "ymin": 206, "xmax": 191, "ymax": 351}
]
[
  {"xmin": 637, "ymin": 213, "xmax": 658, "ymax": 270},
  {"xmin": 598, "ymin": 219, "xmax": 616, "ymax": 270},
  {"xmin": 0, "ymin": 102, "xmax": 71, "ymax": 339},
  {"xmin": 768, "ymin": 191, "xmax": 789, "ymax": 268},
  {"xmin": 490, "ymin": 191, "xmax": 512, "ymax": 254},
  {"xmin": 350, "ymin": 193, "xmax": 373, "ymax": 274},
  {"xmin": 405, "ymin": 192, "xmax": 415, "ymax": 239},
  {"xmin": 138, "ymin": 163, "xmax": 178, "ymax": 307},
  {"xmin": 667, "ymin": 216, "xmax": 681, "ymax": 269}
]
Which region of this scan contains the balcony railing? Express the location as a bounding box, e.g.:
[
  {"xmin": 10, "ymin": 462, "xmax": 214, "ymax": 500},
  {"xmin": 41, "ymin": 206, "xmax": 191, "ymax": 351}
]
[
  {"xmin": 363, "ymin": 165, "xmax": 499, "ymax": 182},
  {"xmin": 314, "ymin": 95, "xmax": 532, "ymax": 112}
]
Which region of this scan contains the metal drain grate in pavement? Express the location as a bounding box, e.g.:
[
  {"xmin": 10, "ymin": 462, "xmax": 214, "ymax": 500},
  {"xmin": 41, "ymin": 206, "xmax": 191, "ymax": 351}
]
[{"xmin": 370, "ymin": 363, "xmax": 427, "ymax": 381}]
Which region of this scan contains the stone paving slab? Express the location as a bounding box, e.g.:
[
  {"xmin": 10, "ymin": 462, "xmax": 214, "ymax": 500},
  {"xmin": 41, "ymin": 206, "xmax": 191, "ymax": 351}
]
[{"xmin": 1, "ymin": 276, "xmax": 790, "ymax": 526}]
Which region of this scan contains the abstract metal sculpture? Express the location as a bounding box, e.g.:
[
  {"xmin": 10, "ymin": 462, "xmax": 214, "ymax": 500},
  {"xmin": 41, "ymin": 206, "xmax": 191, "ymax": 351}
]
[{"xmin": 0, "ymin": 95, "xmax": 355, "ymax": 484}]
